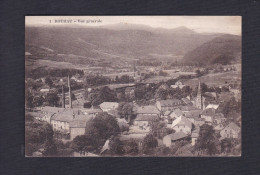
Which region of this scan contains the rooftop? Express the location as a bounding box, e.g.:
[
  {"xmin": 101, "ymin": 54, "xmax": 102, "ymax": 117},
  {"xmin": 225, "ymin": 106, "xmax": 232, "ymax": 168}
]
[
  {"xmin": 135, "ymin": 114, "xmax": 159, "ymax": 121},
  {"xmin": 136, "ymin": 105, "xmax": 160, "ymax": 114},
  {"xmin": 201, "ymin": 108, "xmax": 216, "ymax": 116},
  {"xmin": 165, "ymin": 131, "xmax": 187, "ymax": 141},
  {"xmin": 214, "ymin": 113, "xmax": 225, "ymax": 119},
  {"xmin": 172, "ymin": 116, "xmax": 192, "ymax": 129},
  {"xmin": 171, "ymin": 108, "xmax": 183, "ymax": 117},
  {"xmin": 224, "ymin": 122, "xmax": 240, "ymax": 133},
  {"xmin": 100, "ymin": 102, "xmax": 119, "ymax": 109},
  {"xmin": 158, "ymin": 99, "xmax": 184, "ymax": 106},
  {"xmin": 42, "ymin": 106, "xmax": 65, "ymax": 114},
  {"xmin": 185, "ymin": 110, "xmax": 202, "ymax": 118}
]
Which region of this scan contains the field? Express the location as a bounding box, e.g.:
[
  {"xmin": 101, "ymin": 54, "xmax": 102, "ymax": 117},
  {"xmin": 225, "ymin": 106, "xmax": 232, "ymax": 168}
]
[
  {"xmin": 25, "ymin": 58, "xmax": 89, "ymax": 70},
  {"xmin": 183, "ymin": 71, "xmax": 241, "ymax": 89}
]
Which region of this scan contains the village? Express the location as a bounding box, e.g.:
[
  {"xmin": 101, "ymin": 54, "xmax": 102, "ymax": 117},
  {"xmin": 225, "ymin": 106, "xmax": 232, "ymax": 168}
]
[{"xmin": 25, "ymin": 64, "xmax": 241, "ymax": 157}]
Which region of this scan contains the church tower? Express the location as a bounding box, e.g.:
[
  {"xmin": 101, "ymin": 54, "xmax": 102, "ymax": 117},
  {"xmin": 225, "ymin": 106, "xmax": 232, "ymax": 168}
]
[
  {"xmin": 68, "ymin": 75, "xmax": 72, "ymax": 108},
  {"xmin": 196, "ymin": 81, "xmax": 203, "ymax": 109}
]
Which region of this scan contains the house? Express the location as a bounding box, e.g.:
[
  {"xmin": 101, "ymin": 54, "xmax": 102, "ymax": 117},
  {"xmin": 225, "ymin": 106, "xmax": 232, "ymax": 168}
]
[
  {"xmin": 206, "ymin": 104, "xmax": 219, "ymax": 110},
  {"xmin": 81, "ymin": 107, "xmax": 102, "ymax": 116},
  {"xmin": 214, "ymin": 123, "xmax": 225, "ymax": 131},
  {"xmin": 180, "ymin": 106, "xmax": 201, "ymax": 115},
  {"xmin": 201, "ymin": 108, "xmax": 216, "ymax": 124},
  {"xmin": 193, "ymin": 117, "xmax": 205, "ymax": 127},
  {"xmin": 136, "ymin": 105, "xmax": 160, "ymax": 118},
  {"xmin": 100, "ymin": 102, "xmax": 119, "ymax": 112},
  {"xmin": 107, "ymin": 109, "xmax": 120, "ymax": 118},
  {"xmin": 220, "ymin": 122, "xmax": 240, "ymax": 139},
  {"xmin": 171, "ymin": 116, "xmax": 193, "ymax": 134},
  {"xmin": 50, "ymin": 110, "xmax": 88, "ymax": 133},
  {"xmin": 51, "ymin": 112, "xmax": 74, "ymax": 133},
  {"xmin": 133, "ymin": 114, "xmax": 159, "ymax": 130},
  {"xmin": 181, "ymin": 97, "xmax": 193, "ymax": 106},
  {"xmin": 70, "ymin": 115, "xmax": 93, "ymax": 140},
  {"xmin": 156, "ymin": 99, "xmax": 185, "ymax": 114},
  {"xmin": 41, "ymin": 106, "xmax": 66, "ymax": 123},
  {"xmin": 170, "ymin": 80, "xmax": 185, "ymax": 89},
  {"xmin": 213, "ymin": 113, "xmax": 226, "ymax": 125},
  {"xmin": 204, "ymin": 92, "xmax": 217, "ymax": 99},
  {"xmin": 163, "ymin": 131, "xmax": 188, "ymax": 147},
  {"xmin": 71, "ymin": 76, "xmax": 83, "ymax": 83},
  {"xmin": 169, "ymin": 108, "xmax": 183, "ymax": 119}
]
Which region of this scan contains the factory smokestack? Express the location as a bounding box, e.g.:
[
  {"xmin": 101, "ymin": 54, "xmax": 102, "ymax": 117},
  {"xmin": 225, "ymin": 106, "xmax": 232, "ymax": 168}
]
[
  {"xmin": 62, "ymin": 85, "xmax": 65, "ymax": 108},
  {"xmin": 68, "ymin": 75, "xmax": 72, "ymax": 108},
  {"xmin": 133, "ymin": 62, "xmax": 136, "ymax": 78}
]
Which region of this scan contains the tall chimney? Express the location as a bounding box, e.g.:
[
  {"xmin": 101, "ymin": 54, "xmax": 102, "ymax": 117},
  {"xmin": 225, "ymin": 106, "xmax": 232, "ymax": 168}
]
[
  {"xmin": 62, "ymin": 85, "xmax": 65, "ymax": 108},
  {"xmin": 133, "ymin": 62, "xmax": 136, "ymax": 78},
  {"xmin": 68, "ymin": 75, "xmax": 72, "ymax": 108}
]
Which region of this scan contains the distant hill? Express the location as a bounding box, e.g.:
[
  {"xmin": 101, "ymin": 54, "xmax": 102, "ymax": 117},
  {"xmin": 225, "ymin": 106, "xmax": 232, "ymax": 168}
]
[
  {"xmin": 182, "ymin": 34, "xmax": 241, "ymax": 65},
  {"xmin": 25, "ymin": 25, "xmax": 219, "ymax": 64}
]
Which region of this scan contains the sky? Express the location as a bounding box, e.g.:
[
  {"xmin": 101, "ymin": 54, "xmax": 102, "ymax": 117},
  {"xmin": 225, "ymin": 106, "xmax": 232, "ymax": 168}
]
[{"xmin": 26, "ymin": 16, "xmax": 241, "ymax": 35}]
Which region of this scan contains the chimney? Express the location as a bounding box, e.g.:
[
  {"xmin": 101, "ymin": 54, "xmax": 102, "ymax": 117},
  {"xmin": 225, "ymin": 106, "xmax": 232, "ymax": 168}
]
[
  {"xmin": 62, "ymin": 85, "xmax": 65, "ymax": 108},
  {"xmin": 133, "ymin": 62, "xmax": 136, "ymax": 78},
  {"xmin": 68, "ymin": 75, "xmax": 72, "ymax": 108}
]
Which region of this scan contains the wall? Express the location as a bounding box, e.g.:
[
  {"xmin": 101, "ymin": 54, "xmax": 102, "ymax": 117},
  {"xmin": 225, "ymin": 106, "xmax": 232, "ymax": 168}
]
[
  {"xmin": 51, "ymin": 120, "xmax": 70, "ymax": 132},
  {"xmin": 173, "ymin": 125, "xmax": 191, "ymax": 135},
  {"xmin": 220, "ymin": 129, "xmax": 238, "ymax": 139},
  {"xmin": 163, "ymin": 136, "xmax": 172, "ymax": 147}
]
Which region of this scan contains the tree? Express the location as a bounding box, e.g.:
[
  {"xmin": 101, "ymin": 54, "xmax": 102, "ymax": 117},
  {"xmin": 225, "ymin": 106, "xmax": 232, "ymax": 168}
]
[
  {"xmin": 221, "ymin": 138, "xmax": 232, "ymax": 154},
  {"xmin": 195, "ymin": 124, "xmax": 219, "ymax": 155},
  {"xmin": 32, "ymin": 95, "xmax": 44, "ymax": 107},
  {"xmin": 45, "ymin": 77, "xmax": 53, "ymax": 87},
  {"xmin": 118, "ymin": 102, "xmax": 136, "ymax": 122},
  {"xmin": 72, "ymin": 135, "xmax": 95, "ymax": 152},
  {"xmin": 154, "ymin": 145, "xmax": 171, "ymax": 156},
  {"xmin": 150, "ymin": 121, "xmax": 172, "ymax": 139},
  {"xmin": 143, "ymin": 134, "xmax": 158, "ymax": 154},
  {"xmin": 155, "ymin": 88, "xmax": 169, "ymax": 100},
  {"xmin": 42, "ymin": 140, "xmax": 57, "ymax": 156},
  {"xmin": 84, "ymin": 113, "xmax": 120, "ymax": 151},
  {"xmin": 45, "ymin": 92, "xmax": 59, "ymax": 107},
  {"xmin": 122, "ymin": 139, "xmax": 139, "ymax": 155},
  {"xmin": 89, "ymin": 86, "xmax": 117, "ymax": 106},
  {"xmin": 108, "ymin": 136, "xmax": 124, "ymax": 155},
  {"xmin": 201, "ymin": 83, "xmax": 208, "ymax": 94},
  {"xmin": 25, "ymin": 117, "xmax": 54, "ymax": 156},
  {"xmin": 158, "ymin": 70, "xmax": 168, "ymax": 76},
  {"xmin": 195, "ymin": 69, "xmax": 201, "ymax": 76},
  {"xmin": 115, "ymin": 76, "xmax": 120, "ymax": 83},
  {"xmin": 71, "ymin": 93, "xmax": 76, "ymax": 101}
]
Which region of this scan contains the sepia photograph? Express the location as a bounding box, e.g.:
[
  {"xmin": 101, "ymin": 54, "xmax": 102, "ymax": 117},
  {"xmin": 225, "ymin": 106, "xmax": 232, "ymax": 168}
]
[{"xmin": 25, "ymin": 16, "xmax": 241, "ymax": 157}]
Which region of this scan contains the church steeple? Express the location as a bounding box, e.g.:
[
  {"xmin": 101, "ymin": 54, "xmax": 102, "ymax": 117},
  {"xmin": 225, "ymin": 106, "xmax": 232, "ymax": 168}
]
[{"xmin": 196, "ymin": 81, "xmax": 203, "ymax": 109}]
